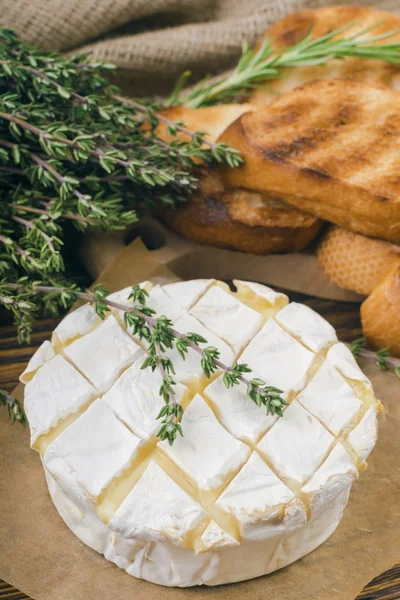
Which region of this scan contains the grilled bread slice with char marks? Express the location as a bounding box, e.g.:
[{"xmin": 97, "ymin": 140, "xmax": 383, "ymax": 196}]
[
  {"xmin": 158, "ymin": 169, "xmax": 322, "ymax": 255},
  {"xmin": 250, "ymin": 5, "xmax": 400, "ymax": 106},
  {"xmin": 155, "ymin": 104, "xmax": 322, "ymax": 254},
  {"xmin": 218, "ymin": 78, "xmax": 400, "ymax": 244}
]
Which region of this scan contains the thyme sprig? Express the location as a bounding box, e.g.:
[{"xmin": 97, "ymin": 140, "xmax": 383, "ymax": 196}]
[
  {"xmin": 0, "ymin": 389, "xmax": 26, "ymax": 426},
  {"xmin": 0, "ymin": 282, "xmax": 287, "ymax": 443},
  {"xmin": 177, "ymin": 21, "xmax": 400, "ymax": 107},
  {"xmin": 0, "ymin": 27, "xmax": 241, "ymax": 294},
  {"xmin": 350, "ymin": 336, "xmax": 400, "ymax": 378}
]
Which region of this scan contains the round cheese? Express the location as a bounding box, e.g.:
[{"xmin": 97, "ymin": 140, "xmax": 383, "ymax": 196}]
[{"xmin": 22, "ymin": 279, "xmax": 379, "ymax": 587}]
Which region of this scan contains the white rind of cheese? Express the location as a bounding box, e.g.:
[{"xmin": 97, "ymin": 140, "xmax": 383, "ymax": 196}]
[
  {"xmin": 216, "ymin": 452, "xmax": 303, "ymax": 540},
  {"xmin": 64, "ymin": 315, "xmax": 143, "ymax": 393},
  {"xmin": 20, "ymin": 340, "xmax": 55, "ymax": 383},
  {"xmin": 275, "ymin": 302, "xmax": 337, "ymax": 353},
  {"xmin": 24, "ymin": 354, "xmax": 97, "ymax": 444},
  {"xmin": 347, "ymin": 407, "xmax": 378, "ymax": 461},
  {"xmin": 204, "ymin": 375, "xmax": 278, "ymax": 444},
  {"xmin": 240, "ymin": 319, "xmax": 315, "ymax": 395},
  {"xmin": 145, "ymin": 285, "xmax": 187, "ymax": 322},
  {"xmin": 47, "ymin": 468, "xmax": 351, "ymax": 587},
  {"xmin": 163, "ymin": 279, "xmax": 215, "ymax": 311},
  {"xmin": 22, "ymin": 278, "xmax": 379, "ymax": 588},
  {"xmin": 103, "ymin": 357, "xmax": 188, "ymax": 440},
  {"xmin": 44, "ymin": 398, "xmax": 144, "ymax": 509},
  {"xmin": 302, "ymin": 443, "xmax": 359, "ymax": 516},
  {"xmin": 165, "ymin": 313, "xmax": 235, "ymax": 386},
  {"xmin": 160, "ymin": 394, "xmax": 250, "ymax": 491},
  {"xmin": 189, "ymin": 285, "xmax": 263, "ymax": 353},
  {"xmin": 257, "ymin": 401, "xmax": 335, "ymax": 488},
  {"xmin": 195, "ymin": 521, "xmax": 239, "ymax": 554},
  {"xmin": 326, "ymin": 342, "xmax": 372, "ymax": 387},
  {"xmin": 51, "ymin": 303, "xmax": 101, "ymax": 348},
  {"xmin": 109, "ymin": 460, "xmax": 206, "ymax": 545},
  {"xmin": 297, "ymin": 362, "xmax": 361, "ymax": 436},
  {"xmin": 233, "ymin": 279, "xmax": 289, "ymax": 309}
]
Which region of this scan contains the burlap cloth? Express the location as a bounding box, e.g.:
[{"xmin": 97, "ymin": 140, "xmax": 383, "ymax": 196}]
[{"xmin": 1, "ymin": 0, "xmax": 400, "ymax": 96}]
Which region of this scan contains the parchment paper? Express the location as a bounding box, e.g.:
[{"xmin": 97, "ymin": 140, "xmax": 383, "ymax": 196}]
[
  {"xmin": 0, "ymin": 238, "xmax": 399, "ymax": 600},
  {"xmin": 78, "ymin": 218, "xmax": 364, "ymax": 302}
]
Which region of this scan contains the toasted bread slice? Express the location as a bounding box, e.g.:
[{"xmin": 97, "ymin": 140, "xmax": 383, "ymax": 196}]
[
  {"xmin": 250, "ymin": 5, "xmax": 400, "ymax": 106},
  {"xmin": 158, "ymin": 169, "xmax": 322, "ymax": 255},
  {"xmin": 156, "ymin": 104, "xmax": 255, "ymax": 144},
  {"xmin": 361, "ymin": 265, "xmax": 400, "ymax": 356},
  {"xmin": 317, "ymin": 226, "xmax": 400, "ymax": 296},
  {"xmin": 154, "ymin": 104, "xmax": 321, "ymax": 253},
  {"xmin": 218, "ymin": 79, "xmax": 400, "ymax": 243}
]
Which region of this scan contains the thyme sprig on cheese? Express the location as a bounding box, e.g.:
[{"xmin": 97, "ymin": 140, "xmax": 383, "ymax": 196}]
[
  {"xmin": 0, "ymin": 281, "xmax": 287, "ymax": 443},
  {"xmin": 176, "ymin": 21, "xmax": 400, "ymax": 108}
]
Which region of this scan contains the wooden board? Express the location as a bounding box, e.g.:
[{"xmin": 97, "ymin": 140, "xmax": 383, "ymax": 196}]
[{"xmin": 0, "ymin": 292, "xmax": 399, "ymax": 600}]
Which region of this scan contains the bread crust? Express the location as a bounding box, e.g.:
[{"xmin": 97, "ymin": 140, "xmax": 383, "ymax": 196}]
[
  {"xmin": 250, "ymin": 5, "xmax": 400, "ymax": 106},
  {"xmin": 158, "ymin": 170, "xmax": 322, "ymax": 255},
  {"xmin": 317, "ymin": 227, "xmax": 400, "ymax": 296},
  {"xmin": 361, "ymin": 266, "xmax": 400, "ymax": 357},
  {"xmin": 218, "ymin": 79, "xmax": 400, "ymax": 244},
  {"xmin": 156, "ymin": 104, "xmax": 255, "ymax": 144},
  {"xmin": 153, "ymin": 105, "xmax": 321, "ymax": 253}
]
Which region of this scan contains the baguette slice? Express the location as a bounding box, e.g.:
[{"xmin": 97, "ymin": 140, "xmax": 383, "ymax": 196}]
[
  {"xmin": 218, "ymin": 79, "xmax": 400, "ymax": 244},
  {"xmin": 317, "ymin": 227, "xmax": 400, "ymax": 296},
  {"xmin": 251, "ymin": 5, "xmax": 400, "ymax": 106},
  {"xmin": 158, "ymin": 170, "xmax": 322, "ymax": 255},
  {"xmin": 361, "ymin": 265, "xmax": 400, "ymax": 357}
]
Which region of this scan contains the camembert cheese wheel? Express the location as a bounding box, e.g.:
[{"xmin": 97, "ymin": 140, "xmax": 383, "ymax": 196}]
[{"xmin": 22, "ymin": 279, "xmax": 379, "ymax": 587}]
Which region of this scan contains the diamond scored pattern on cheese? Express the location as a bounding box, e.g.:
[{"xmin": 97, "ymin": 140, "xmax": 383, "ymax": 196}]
[
  {"xmin": 52, "ymin": 302, "xmax": 101, "ymax": 348},
  {"xmin": 110, "ymin": 460, "xmax": 206, "ymax": 545},
  {"xmin": 257, "ymin": 401, "xmax": 335, "ymax": 488},
  {"xmin": 297, "ymin": 362, "xmax": 361, "ymax": 436},
  {"xmin": 189, "ymin": 285, "xmax": 263, "ymax": 353},
  {"xmin": 23, "ymin": 279, "xmax": 378, "ymax": 586},
  {"xmin": 44, "ymin": 398, "xmax": 144, "ymax": 508},
  {"xmin": 166, "ymin": 313, "xmax": 235, "ymax": 388},
  {"xmin": 240, "ymin": 319, "xmax": 315, "ymax": 395},
  {"xmin": 204, "ymin": 375, "xmax": 278, "ymax": 444},
  {"xmin": 275, "ymin": 302, "xmax": 337, "ymax": 353},
  {"xmin": 160, "ymin": 394, "xmax": 251, "ymax": 491},
  {"xmin": 103, "ymin": 357, "xmax": 188, "ymax": 440},
  {"xmin": 24, "ymin": 354, "xmax": 97, "ymax": 445},
  {"xmin": 20, "ymin": 340, "xmax": 55, "ymax": 383},
  {"xmin": 163, "ymin": 279, "xmax": 215, "ymax": 311},
  {"xmin": 64, "ymin": 314, "xmax": 144, "ymax": 393},
  {"xmin": 216, "ymin": 452, "xmax": 297, "ymax": 539}
]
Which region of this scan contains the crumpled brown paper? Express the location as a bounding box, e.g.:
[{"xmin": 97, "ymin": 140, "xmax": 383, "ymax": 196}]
[
  {"xmin": 0, "ymin": 238, "xmax": 399, "ymax": 600},
  {"xmin": 78, "ymin": 218, "xmax": 364, "ymax": 302}
]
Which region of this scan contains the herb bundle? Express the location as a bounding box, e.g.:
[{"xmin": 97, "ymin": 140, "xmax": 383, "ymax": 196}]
[{"xmin": 0, "ymin": 27, "xmax": 240, "ymax": 342}]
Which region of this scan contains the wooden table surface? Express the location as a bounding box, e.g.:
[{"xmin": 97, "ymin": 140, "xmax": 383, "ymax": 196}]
[{"xmin": 0, "ymin": 294, "xmax": 399, "ymax": 599}]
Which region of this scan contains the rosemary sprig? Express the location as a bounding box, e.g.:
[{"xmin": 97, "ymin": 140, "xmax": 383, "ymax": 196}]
[
  {"xmin": 0, "ymin": 281, "xmax": 287, "ymax": 443},
  {"xmin": 177, "ymin": 22, "xmax": 400, "ymax": 108}
]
